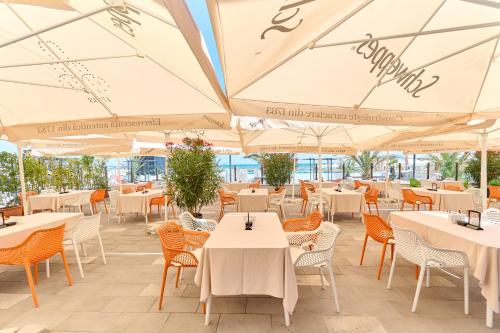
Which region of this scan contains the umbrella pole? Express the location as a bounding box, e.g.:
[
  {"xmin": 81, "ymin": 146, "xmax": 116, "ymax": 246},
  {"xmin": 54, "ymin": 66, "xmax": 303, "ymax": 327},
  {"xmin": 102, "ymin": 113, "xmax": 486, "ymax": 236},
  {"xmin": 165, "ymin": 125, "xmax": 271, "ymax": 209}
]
[
  {"xmin": 480, "ymin": 131, "xmax": 488, "ymax": 210},
  {"xmin": 385, "ymin": 151, "xmax": 390, "ymax": 200},
  {"xmin": 317, "ymin": 137, "xmax": 323, "ymax": 214},
  {"xmin": 291, "ymin": 155, "xmax": 296, "ymax": 200},
  {"xmin": 17, "ymin": 145, "xmax": 28, "ymax": 216},
  {"xmin": 117, "ymin": 158, "xmax": 122, "ymax": 193},
  {"xmin": 164, "ymin": 155, "xmax": 169, "ymax": 224}
]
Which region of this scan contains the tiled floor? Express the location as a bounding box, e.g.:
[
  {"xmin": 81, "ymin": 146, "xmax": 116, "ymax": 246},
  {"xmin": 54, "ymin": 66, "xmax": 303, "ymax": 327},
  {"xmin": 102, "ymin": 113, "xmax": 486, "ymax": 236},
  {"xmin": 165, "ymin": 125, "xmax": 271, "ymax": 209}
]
[{"xmin": 0, "ymin": 199, "xmax": 498, "ymax": 332}]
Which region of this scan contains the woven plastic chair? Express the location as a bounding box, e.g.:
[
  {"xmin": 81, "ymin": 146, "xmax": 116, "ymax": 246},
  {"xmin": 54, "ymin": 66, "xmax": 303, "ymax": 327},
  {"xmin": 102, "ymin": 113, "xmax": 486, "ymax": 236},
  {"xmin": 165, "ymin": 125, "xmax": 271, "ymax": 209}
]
[
  {"xmin": 387, "ymin": 224, "xmax": 469, "ymax": 314},
  {"xmin": 122, "ymin": 187, "xmax": 134, "ymax": 194},
  {"xmin": 135, "ymin": 185, "xmax": 145, "ymax": 192},
  {"xmin": 401, "ymin": 189, "xmax": 433, "ymax": 211},
  {"xmin": 218, "ymin": 189, "xmax": 236, "ymax": 219},
  {"xmin": 157, "ymin": 222, "xmax": 209, "ymax": 310},
  {"xmin": 149, "ymin": 196, "xmax": 176, "ymax": 220},
  {"xmin": 287, "ymin": 222, "xmax": 341, "ymax": 312},
  {"xmin": 64, "ymin": 213, "xmax": 106, "ymax": 278},
  {"xmin": 145, "ymin": 181, "xmax": 153, "ymax": 189},
  {"xmin": 0, "ymin": 224, "xmax": 72, "ymax": 307},
  {"xmin": 269, "ymin": 188, "xmax": 287, "ymax": 219},
  {"xmin": 64, "ymin": 192, "xmax": 93, "ymax": 214},
  {"xmin": 483, "ymin": 208, "xmax": 500, "ymax": 224},
  {"xmin": 364, "ymin": 188, "xmax": 380, "ymax": 215},
  {"xmin": 354, "ymin": 180, "xmax": 371, "ymax": 190},
  {"xmin": 248, "ymin": 180, "xmax": 261, "ymax": 189},
  {"xmin": 283, "ymin": 210, "xmax": 322, "ymax": 232},
  {"xmin": 107, "ymin": 190, "xmax": 120, "ymax": 223},
  {"xmin": 90, "ymin": 189, "xmax": 108, "ymax": 214},
  {"xmin": 360, "ymin": 214, "xmax": 394, "ymax": 279},
  {"xmin": 178, "ymin": 211, "xmax": 217, "ymax": 232},
  {"xmin": 488, "ymin": 185, "xmax": 500, "ymax": 208},
  {"xmin": 443, "ymin": 184, "xmax": 462, "ymax": 192}
]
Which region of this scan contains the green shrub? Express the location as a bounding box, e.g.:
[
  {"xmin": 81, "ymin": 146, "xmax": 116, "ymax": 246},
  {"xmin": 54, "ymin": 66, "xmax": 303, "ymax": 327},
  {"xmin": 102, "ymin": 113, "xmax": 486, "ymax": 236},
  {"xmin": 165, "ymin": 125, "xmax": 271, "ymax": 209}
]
[
  {"xmin": 464, "ymin": 152, "xmax": 500, "ymax": 185},
  {"xmin": 261, "ymin": 153, "xmax": 294, "ymax": 189},
  {"xmin": 409, "ymin": 178, "xmax": 421, "ymax": 187},
  {"xmin": 490, "ymin": 179, "xmax": 500, "ymax": 186}
]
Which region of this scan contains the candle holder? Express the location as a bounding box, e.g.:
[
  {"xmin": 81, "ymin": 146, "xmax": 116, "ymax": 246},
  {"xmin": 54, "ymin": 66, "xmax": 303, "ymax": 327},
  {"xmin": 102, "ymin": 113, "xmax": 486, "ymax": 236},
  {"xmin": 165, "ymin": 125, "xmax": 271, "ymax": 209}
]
[
  {"xmin": 245, "ymin": 212, "xmax": 254, "ymax": 230},
  {"xmin": 466, "ymin": 210, "xmax": 483, "ymax": 230}
]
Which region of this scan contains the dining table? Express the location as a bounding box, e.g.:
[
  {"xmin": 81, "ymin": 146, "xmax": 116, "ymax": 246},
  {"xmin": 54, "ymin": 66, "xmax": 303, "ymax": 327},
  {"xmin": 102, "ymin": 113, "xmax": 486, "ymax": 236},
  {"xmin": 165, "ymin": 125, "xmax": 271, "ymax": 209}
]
[
  {"xmin": 390, "ymin": 211, "xmax": 500, "ymax": 328},
  {"xmin": 321, "ymin": 188, "xmax": 364, "ymax": 221},
  {"xmin": 28, "ymin": 190, "xmax": 93, "ymax": 213},
  {"xmin": 115, "ymin": 189, "xmax": 163, "ymax": 223},
  {"xmin": 421, "ymin": 179, "xmax": 464, "ymax": 190},
  {"xmin": 120, "ymin": 182, "xmax": 147, "ymax": 193},
  {"xmin": 194, "ymin": 212, "xmax": 298, "ymax": 326},
  {"xmin": 223, "ymin": 182, "xmax": 250, "ymax": 192},
  {"xmin": 236, "ymin": 188, "xmax": 269, "ymax": 212},
  {"xmin": 411, "ymin": 188, "xmax": 474, "ymax": 212}
]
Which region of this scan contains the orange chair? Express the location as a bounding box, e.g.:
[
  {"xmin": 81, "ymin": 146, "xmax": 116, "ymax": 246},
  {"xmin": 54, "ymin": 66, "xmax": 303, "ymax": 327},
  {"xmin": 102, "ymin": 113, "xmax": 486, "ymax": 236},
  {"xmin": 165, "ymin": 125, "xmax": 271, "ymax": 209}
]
[
  {"xmin": 360, "ymin": 214, "xmax": 394, "ymax": 280},
  {"xmin": 299, "ymin": 181, "xmax": 317, "ymax": 214},
  {"xmin": 401, "ymin": 189, "xmax": 433, "ymax": 211},
  {"xmin": 0, "ymin": 224, "xmax": 73, "ymax": 307},
  {"xmin": 283, "ymin": 210, "xmax": 322, "ymax": 232},
  {"xmin": 364, "ymin": 188, "xmax": 380, "ymax": 215},
  {"xmin": 135, "ymin": 185, "xmax": 145, "ymax": 192},
  {"xmin": 145, "ymin": 181, "xmax": 153, "ymax": 189},
  {"xmin": 249, "ymin": 180, "xmax": 261, "ymax": 189},
  {"xmin": 268, "ymin": 186, "xmax": 285, "ymax": 196},
  {"xmin": 90, "ymin": 189, "xmax": 108, "ymax": 214},
  {"xmin": 488, "ymin": 185, "xmax": 500, "ymax": 208},
  {"xmin": 444, "ymin": 184, "xmax": 462, "ymax": 192},
  {"xmin": 149, "ymin": 196, "xmax": 176, "ymax": 220},
  {"xmin": 157, "ymin": 222, "xmax": 209, "ymax": 310},
  {"xmin": 354, "ymin": 180, "xmax": 370, "ymax": 190},
  {"xmin": 218, "ymin": 189, "xmax": 236, "ymax": 219},
  {"xmin": 122, "ymin": 187, "xmax": 134, "ymax": 194}
]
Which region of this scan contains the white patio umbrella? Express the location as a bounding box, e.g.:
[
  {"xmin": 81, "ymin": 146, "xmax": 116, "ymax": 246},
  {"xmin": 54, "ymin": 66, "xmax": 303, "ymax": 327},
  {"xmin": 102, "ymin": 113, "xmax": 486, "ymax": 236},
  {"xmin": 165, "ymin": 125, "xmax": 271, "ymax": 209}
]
[
  {"xmin": 2, "ymin": 0, "xmax": 232, "ymax": 211},
  {"xmin": 208, "ymin": 0, "xmax": 500, "ymax": 126}
]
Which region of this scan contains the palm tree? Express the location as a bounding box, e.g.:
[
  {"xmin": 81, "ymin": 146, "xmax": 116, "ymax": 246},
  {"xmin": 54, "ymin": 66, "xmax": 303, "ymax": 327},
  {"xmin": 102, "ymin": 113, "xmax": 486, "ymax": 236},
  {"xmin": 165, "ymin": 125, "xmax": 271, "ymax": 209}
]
[
  {"xmin": 427, "ymin": 153, "xmax": 470, "ymax": 179},
  {"xmin": 348, "ymin": 151, "xmax": 397, "ymax": 179}
]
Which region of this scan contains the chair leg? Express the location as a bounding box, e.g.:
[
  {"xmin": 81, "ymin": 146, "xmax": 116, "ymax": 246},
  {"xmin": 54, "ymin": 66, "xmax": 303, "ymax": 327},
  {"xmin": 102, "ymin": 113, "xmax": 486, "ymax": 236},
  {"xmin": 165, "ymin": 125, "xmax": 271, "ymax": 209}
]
[
  {"xmin": 377, "ymin": 241, "xmax": 388, "ymax": 280},
  {"xmin": 412, "ymin": 264, "xmax": 426, "ymax": 312},
  {"xmin": 149, "ymin": 205, "xmax": 152, "ymax": 221},
  {"xmin": 327, "ymin": 262, "xmax": 340, "ymax": 313},
  {"xmin": 60, "ymin": 250, "xmax": 73, "ymax": 286},
  {"xmin": 390, "ymin": 244, "xmax": 394, "ymax": 260},
  {"xmin": 103, "ymin": 200, "xmax": 108, "ymax": 214},
  {"xmin": 359, "ymin": 234, "xmax": 368, "ymax": 265},
  {"xmin": 464, "ymin": 267, "xmax": 469, "ymax": 315},
  {"xmin": 97, "ymin": 232, "xmax": 107, "ymax": 265},
  {"xmin": 415, "ymin": 265, "xmax": 420, "ymax": 280},
  {"xmin": 158, "ymin": 263, "xmax": 168, "ymax": 310},
  {"xmin": 375, "ymin": 203, "xmax": 379, "ymax": 215},
  {"xmin": 401, "ymin": 201, "xmax": 405, "ymax": 211},
  {"xmin": 367, "ymin": 204, "xmax": 372, "ymax": 214},
  {"xmin": 33, "ymin": 262, "xmax": 39, "ymax": 284},
  {"xmin": 425, "ymin": 267, "xmax": 430, "ymax": 287},
  {"xmin": 171, "ymin": 204, "xmax": 176, "ymax": 218},
  {"xmin": 201, "ymin": 302, "xmax": 206, "ymax": 314},
  {"xmin": 73, "ymin": 241, "xmax": 84, "ymax": 278},
  {"xmin": 46, "ymin": 259, "xmax": 50, "ymax": 278},
  {"xmin": 24, "ymin": 261, "xmax": 39, "ymax": 307},
  {"xmin": 175, "ymin": 266, "xmax": 181, "ymax": 288},
  {"xmin": 387, "ymin": 250, "xmax": 397, "ymax": 289},
  {"xmin": 319, "ymin": 266, "xmax": 325, "ymax": 290}
]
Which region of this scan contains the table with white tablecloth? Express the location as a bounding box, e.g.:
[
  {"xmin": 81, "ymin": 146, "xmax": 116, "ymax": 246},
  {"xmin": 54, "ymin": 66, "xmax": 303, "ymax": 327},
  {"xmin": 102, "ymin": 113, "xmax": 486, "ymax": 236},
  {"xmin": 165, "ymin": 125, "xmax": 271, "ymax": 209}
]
[
  {"xmin": 237, "ymin": 189, "xmax": 268, "ymax": 212},
  {"xmin": 120, "ymin": 182, "xmax": 147, "ymax": 193},
  {"xmin": 28, "ymin": 191, "xmax": 93, "ymax": 213},
  {"xmin": 421, "ymin": 179, "xmax": 464, "ymax": 190},
  {"xmin": 195, "ymin": 212, "xmax": 298, "ymax": 326},
  {"xmin": 412, "ymin": 188, "xmax": 474, "ymax": 212},
  {"xmin": 390, "ymin": 211, "xmax": 500, "ymax": 328},
  {"xmin": 322, "ymin": 188, "xmax": 364, "ymax": 221},
  {"xmin": 116, "ymin": 189, "xmax": 163, "ymax": 223},
  {"xmin": 0, "ymin": 212, "xmax": 82, "ymax": 247}
]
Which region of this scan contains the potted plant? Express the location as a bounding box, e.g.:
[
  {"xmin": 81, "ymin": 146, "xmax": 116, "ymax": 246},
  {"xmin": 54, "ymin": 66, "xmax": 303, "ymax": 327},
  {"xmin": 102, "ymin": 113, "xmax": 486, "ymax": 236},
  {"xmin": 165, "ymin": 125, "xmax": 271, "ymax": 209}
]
[
  {"xmin": 409, "ymin": 178, "xmax": 421, "ymax": 187},
  {"xmin": 166, "ymin": 137, "xmax": 221, "ymax": 218},
  {"xmin": 260, "ymin": 153, "xmax": 294, "ymax": 190}
]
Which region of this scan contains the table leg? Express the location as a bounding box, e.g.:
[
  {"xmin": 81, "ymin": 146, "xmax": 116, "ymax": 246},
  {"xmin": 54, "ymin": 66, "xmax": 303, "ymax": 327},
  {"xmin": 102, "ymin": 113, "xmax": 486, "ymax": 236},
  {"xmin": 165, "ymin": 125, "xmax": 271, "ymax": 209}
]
[
  {"xmin": 486, "ymin": 304, "xmax": 493, "ymax": 328},
  {"xmin": 205, "ymin": 294, "xmax": 212, "ymax": 326},
  {"xmin": 284, "ymin": 306, "xmax": 290, "ymax": 326},
  {"xmin": 145, "ymin": 212, "xmax": 149, "ymax": 224}
]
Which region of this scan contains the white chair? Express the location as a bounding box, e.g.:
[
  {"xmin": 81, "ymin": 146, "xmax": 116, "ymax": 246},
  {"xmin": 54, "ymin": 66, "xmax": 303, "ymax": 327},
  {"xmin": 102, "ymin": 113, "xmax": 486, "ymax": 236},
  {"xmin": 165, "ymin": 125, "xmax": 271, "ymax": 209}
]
[
  {"xmin": 178, "ymin": 211, "xmax": 217, "ymax": 232},
  {"xmin": 64, "ymin": 192, "xmax": 93, "ymax": 215},
  {"xmin": 387, "ymin": 224, "xmax": 469, "ymax": 314},
  {"xmin": 64, "ymin": 213, "xmax": 106, "ymax": 278},
  {"xmin": 306, "ymin": 188, "xmax": 322, "ymax": 215},
  {"xmin": 107, "ymin": 190, "xmax": 120, "ymax": 223},
  {"xmin": 467, "ymin": 187, "xmax": 482, "ymax": 211},
  {"xmin": 287, "ymin": 223, "xmax": 341, "ymax": 312},
  {"xmin": 482, "ymin": 208, "xmax": 500, "ymax": 224},
  {"xmin": 269, "ymin": 188, "xmax": 287, "ymax": 219}
]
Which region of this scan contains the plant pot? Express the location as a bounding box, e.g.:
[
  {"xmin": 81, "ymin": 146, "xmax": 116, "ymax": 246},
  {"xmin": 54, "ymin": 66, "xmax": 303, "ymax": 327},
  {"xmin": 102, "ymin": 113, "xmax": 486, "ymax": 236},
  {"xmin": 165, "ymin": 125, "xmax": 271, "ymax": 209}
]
[{"xmin": 193, "ymin": 213, "xmax": 203, "ymax": 219}]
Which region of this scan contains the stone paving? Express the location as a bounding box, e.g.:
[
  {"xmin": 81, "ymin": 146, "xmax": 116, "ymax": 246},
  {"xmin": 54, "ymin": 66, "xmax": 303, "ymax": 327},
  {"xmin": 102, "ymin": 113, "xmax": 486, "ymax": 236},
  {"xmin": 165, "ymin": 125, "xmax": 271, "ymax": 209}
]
[{"xmin": 0, "ymin": 199, "xmax": 498, "ymax": 332}]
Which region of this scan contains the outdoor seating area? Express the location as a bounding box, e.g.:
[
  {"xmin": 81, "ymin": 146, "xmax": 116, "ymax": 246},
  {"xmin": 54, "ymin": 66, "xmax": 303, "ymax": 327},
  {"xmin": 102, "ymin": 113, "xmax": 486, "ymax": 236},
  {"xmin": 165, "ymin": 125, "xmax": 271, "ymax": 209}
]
[{"xmin": 1, "ymin": 1, "xmax": 500, "ymax": 332}]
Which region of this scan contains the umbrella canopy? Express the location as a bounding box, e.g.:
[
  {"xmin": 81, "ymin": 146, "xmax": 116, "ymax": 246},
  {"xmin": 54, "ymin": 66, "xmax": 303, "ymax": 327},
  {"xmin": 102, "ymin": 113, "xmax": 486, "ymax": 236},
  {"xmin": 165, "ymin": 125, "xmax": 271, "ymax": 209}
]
[
  {"xmin": 0, "ymin": 0, "xmax": 230, "ymax": 141},
  {"xmin": 208, "ymin": 0, "xmax": 500, "ymax": 126}
]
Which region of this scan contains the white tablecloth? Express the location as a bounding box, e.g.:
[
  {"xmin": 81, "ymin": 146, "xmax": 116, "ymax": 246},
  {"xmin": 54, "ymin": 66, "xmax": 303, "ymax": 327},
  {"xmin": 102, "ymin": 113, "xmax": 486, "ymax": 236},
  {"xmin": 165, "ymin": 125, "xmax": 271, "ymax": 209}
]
[
  {"xmin": 322, "ymin": 188, "xmax": 364, "ymax": 214},
  {"xmin": 237, "ymin": 189, "xmax": 269, "ymax": 212},
  {"xmin": 412, "ymin": 188, "xmax": 474, "ymax": 212},
  {"xmin": 421, "ymin": 179, "xmax": 464, "ymax": 190},
  {"xmin": 120, "ymin": 182, "xmax": 147, "ymax": 192},
  {"xmin": 28, "ymin": 191, "xmax": 92, "ymax": 213},
  {"xmin": 195, "ymin": 212, "xmax": 298, "ymax": 313},
  {"xmin": 0, "ymin": 212, "xmax": 82, "ymax": 247},
  {"xmin": 364, "ymin": 180, "xmax": 388, "ymax": 192},
  {"xmin": 224, "ymin": 182, "xmax": 249, "ymax": 192},
  {"xmin": 391, "ymin": 211, "xmax": 500, "ymax": 313},
  {"xmin": 116, "ymin": 189, "xmax": 163, "ymax": 215}
]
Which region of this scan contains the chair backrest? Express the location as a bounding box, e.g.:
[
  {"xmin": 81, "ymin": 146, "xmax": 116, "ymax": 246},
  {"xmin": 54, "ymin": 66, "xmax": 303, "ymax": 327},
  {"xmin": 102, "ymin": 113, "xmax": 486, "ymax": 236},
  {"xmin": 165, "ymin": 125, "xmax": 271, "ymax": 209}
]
[
  {"xmin": 483, "ymin": 208, "xmax": 500, "ymax": 224},
  {"xmin": 122, "ymin": 188, "xmax": 134, "ymax": 194},
  {"xmin": 444, "ymin": 184, "xmax": 462, "ymax": 192},
  {"xmin": 91, "ymin": 189, "xmax": 106, "ymax": 202},
  {"xmin": 354, "ymin": 180, "xmax": 361, "ymax": 189},
  {"xmin": 136, "ymin": 185, "xmax": 145, "ymax": 192},
  {"xmin": 364, "ymin": 188, "xmax": 379, "ymax": 203},
  {"xmin": 362, "ymin": 213, "xmax": 393, "ymax": 242},
  {"xmin": 356, "ymin": 186, "xmax": 368, "ymax": 194},
  {"xmin": 306, "ymin": 210, "xmax": 323, "ymax": 231},
  {"xmin": 108, "ymin": 190, "xmax": 120, "ymax": 206},
  {"xmin": 489, "ymin": 185, "xmax": 500, "ymax": 199},
  {"xmin": 178, "ymin": 212, "xmax": 197, "ymax": 230},
  {"xmin": 388, "ymin": 182, "xmax": 402, "ymax": 200},
  {"xmin": 402, "ymin": 188, "xmax": 417, "ymax": 202},
  {"xmin": 300, "ymin": 183, "xmax": 309, "ymax": 200},
  {"xmin": 157, "ymin": 222, "xmax": 185, "ymax": 261},
  {"xmin": 78, "ymin": 191, "xmax": 93, "ymax": 205},
  {"xmin": 315, "ymin": 222, "xmax": 341, "ymax": 253},
  {"xmin": 390, "ymin": 224, "xmax": 426, "ymax": 265},
  {"xmin": 73, "ymin": 213, "xmax": 102, "ymax": 242},
  {"xmin": 145, "ymin": 181, "xmax": 153, "ymax": 189},
  {"xmin": 249, "ymin": 180, "xmax": 260, "ymax": 189}
]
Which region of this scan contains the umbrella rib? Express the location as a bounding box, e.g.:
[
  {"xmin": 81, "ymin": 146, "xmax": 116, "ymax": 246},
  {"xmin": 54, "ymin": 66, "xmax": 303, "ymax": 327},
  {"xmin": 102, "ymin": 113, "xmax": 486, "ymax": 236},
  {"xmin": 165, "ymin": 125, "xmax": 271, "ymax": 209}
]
[
  {"xmin": 379, "ymin": 32, "xmax": 500, "ymax": 86},
  {"xmin": 0, "ymin": 54, "xmax": 140, "ymax": 69},
  {"xmin": 5, "ymin": 2, "xmax": 115, "ymax": 117},
  {"xmin": 356, "ymin": 0, "xmax": 446, "ymax": 109},
  {"xmin": 0, "ymin": 78, "xmax": 86, "ymax": 92},
  {"xmin": 126, "ymin": 0, "xmax": 178, "ymax": 29},
  {"xmin": 228, "ymin": 0, "xmax": 374, "ymax": 98}
]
